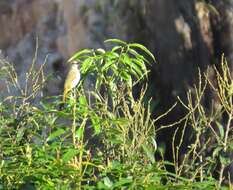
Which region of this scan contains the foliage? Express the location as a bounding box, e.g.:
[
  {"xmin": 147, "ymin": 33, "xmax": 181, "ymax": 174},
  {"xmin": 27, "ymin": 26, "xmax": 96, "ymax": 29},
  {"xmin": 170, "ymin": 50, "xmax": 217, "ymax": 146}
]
[{"xmin": 0, "ymin": 40, "xmax": 232, "ymax": 189}]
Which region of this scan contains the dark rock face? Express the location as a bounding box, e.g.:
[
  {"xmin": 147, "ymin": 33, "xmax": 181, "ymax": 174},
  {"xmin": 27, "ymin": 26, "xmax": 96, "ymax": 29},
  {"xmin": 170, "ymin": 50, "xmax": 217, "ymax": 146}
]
[
  {"xmin": 211, "ymin": 0, "xmax": 233, "ymax": 66},
  {"xmin": 140, "ymin": 0, "xmax": 213, "ymax": 170},
  {"xmin": 0, "ymin": 1, "xmax": 232, "ymax": 95}
]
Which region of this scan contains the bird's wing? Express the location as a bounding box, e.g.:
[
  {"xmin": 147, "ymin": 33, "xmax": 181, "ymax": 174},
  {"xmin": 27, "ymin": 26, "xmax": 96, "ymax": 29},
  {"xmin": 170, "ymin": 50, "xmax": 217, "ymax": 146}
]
[
  {"xmin": 64, "ymin": 69, "xmax": 79, "ymax": 88},
  {"xmin": 63, "ymin": 67, "xmax": 80, "ymax": 102}
]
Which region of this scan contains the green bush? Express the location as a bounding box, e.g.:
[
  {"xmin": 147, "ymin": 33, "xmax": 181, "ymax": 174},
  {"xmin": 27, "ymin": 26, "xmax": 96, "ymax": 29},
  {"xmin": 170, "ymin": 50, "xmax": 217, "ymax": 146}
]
[{"xmin": 0, "ymin": 40, "xmax": 231, "ymax": 189}]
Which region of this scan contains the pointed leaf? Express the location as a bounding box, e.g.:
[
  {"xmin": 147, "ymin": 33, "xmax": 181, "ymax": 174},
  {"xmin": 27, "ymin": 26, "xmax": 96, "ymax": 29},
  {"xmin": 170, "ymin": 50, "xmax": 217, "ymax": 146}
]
[
  {"xmin": 68, "ymin": 49, "xmax": 93, "ymax": 62},
  {"xmin": 16, "ymin": 127, "xmax": 26, "ymax": 142},
  {"xmin": 104, "ymin": 38, "xmax": 127, "ymax": 45},
  {"xmin": 79, "ymin": 95, "xmax": 88, "ymax": 106},
  {"xmin": 76, "ymin": 127, "xmax": 84, "ymax": 140},
  {"xmin": 47, "ymin": 128, "xmax": 65, "ymax": 142},
  {"xmin": 142, "ymin": 144, "xmax": 155, "ymax": 163},
  {"xmin": 216, "ymin": 121, "xmax": 224, "ymax": 140},
  {"xmin": 113, "ymin": 177, "xmax": 133, "ymax": 188},
  {"xmin": 103, "ymin": 177, "xmax": 113, "ymax": 188},
  {"xmin": 81, "ymin": 57, "xmax": 93, "ymax": 74},
  {"xmin": 112, "ymin": 46, "xmax": 122, "ymax": 52},
  {"xmin": 62, "ymin": 149, "xmax": 78, "ymax": 163},
  {"xmin": 129, "ymin": 43, "xmax": 156, "ymax": 62},
  {"xmin": 111, "ymin": 118, "xmax": 129, "ymax": 126},
  {"xmin": 96, "ymin": 48, "xmax": 106, "ymax": 54}
]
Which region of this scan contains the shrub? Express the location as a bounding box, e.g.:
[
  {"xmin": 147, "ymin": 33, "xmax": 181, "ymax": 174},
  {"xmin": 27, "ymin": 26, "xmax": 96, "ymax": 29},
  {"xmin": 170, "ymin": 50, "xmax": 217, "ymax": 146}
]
[{"xmin": 0, "ymin": 40, "xmax": 232, "ymax": 189}]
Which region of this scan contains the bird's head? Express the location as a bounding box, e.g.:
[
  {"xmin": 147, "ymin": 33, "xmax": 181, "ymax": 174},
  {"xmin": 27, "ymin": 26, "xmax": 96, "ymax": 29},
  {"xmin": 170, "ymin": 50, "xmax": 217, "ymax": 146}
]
[{"xmin": 70, "ymin": 61, "xmax": 81, "ymax": 70}]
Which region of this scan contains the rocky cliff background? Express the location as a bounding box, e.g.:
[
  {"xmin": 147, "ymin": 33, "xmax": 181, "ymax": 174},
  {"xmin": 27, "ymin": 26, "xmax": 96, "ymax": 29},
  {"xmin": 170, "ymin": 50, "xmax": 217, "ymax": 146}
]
[
  {"xmin": 0, "ymin": 0, "xmax": 148, "ymax": 97},
  {"xmin": 0, "ymin": 0, "xmax": 233, "ymax": 178},
  {"xmin": 0, "ymin": 0, "xmax": 232, "ymax": 98}
]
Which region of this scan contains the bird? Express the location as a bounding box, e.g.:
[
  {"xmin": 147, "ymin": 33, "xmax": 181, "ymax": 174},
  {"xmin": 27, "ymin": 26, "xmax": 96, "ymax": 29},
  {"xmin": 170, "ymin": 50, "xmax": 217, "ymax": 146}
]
[{"xmin": 63, "ymin": 62, "xmax": 81, "ymax": 102}]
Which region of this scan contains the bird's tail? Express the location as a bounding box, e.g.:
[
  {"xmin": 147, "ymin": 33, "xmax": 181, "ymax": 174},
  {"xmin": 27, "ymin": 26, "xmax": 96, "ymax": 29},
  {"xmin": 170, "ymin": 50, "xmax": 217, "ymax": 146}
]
[
  {"xmin": 63, "ymin": 89, "xmax": 68, "ymax": 102},
  {"xmin": 59, "ymin": 90, "xmax": 67, "ymax": 110}
]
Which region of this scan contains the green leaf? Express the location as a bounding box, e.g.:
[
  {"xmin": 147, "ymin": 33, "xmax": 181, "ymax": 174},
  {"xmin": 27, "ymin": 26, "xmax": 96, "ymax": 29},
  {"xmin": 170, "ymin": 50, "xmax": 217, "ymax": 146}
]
[
  {"xmin": 62, "ymin": 149, "xmax": 78, "ymax": 163},
  {"xmin": 103, "ymin": 177, "xmax": 113, "ymax": 188},
  {"xmin": 105, "ymin": 51, "xmax": 119, "ymax": 59},
  {"xmin": 16, "ymin": 127, "xmax": 26, "ymax": 142},
  {"xmin": 132, "ymin": 58, "xmax": 147, "ymax": 72},
  {"xmin": 104, "ymin": 38, "xmax": 127, "ymax": 45},
  {"xmin": 128, "ymin": 43, "xmax": 156, "ymax": 62},
  {"xmin": 220, "ymin": 155, "xmax": 231, "ymax": 165},
  {"xmin": 102, "ymin": 60, "xmax": 114, "ymax": 72},
  {"xmin": 68, "ymin": 49, "xmax": 93, "ymax": 62},
  {"xmin": 228, "ymin": 142, "xmax": 233, "ymax": 151},
  {"xmin": 111, "ymin": 118, "xmax": 129, "ymax": 126},
  {"xmin": 81, "ymin": 57, "xmax": 93, "ymax": 74},
  {"xmin": 105, "ymin": 128, "xmax": 123, "ymax": 145},
  {"xmin": 151, "ymin": 137, "xmax": 157, "ymax": 152},
  {"xmin": 95, "ymin": 78, "xmax": 102, "ymax": 90},
  {"xmin": 120, "ymin": 71, "xmax": 131, "ymax": 81},
  {"xmin": 128, "ymin": 48, "xmax": 148, "ymax": 63},
  {"xmin": 97, "ymin": 181, "xmax": 109, "ymax": 189},
  {"xmin": 121, "ymin": 55, "xmax": 141, "ymax": 79},
  {"xmin": 229, "ymin": 82, "xmax": 233, "ymax": 96},
  {"xmin": 112, "ymin": 46, "xmax": 122, "ymax": 52},
  {"xmin": 216, "ymin": 121, "xmax": 224, "ymax": 140},
  {"xmin": 113, "ymin": 177, "xmax": 133, "ymax": 188},
  {"xmin": 91, "ymin": 117, "xmax": 101, "ymax": 134},
  {"xmin": 131, "ymin": 62, "xmax": 143, "ymax": 77},
  {"xmin": 94, "ymin": 124, "xmax": 101, "ymax": 135},
  {"xmin": 79, "ymin": 95, "xmax": 88, "ymax": 106},
  {"xmin": 142, "ymin": 144, "xmax": 155, "ymax": 163},
  {"xmin": 109, "ymin": 64, "xmax": 118, "ymax": 76},
  {"xmin": 96, "ymin": 48, "xmax": 106, "ymax": 54},
  {"xmin": 76, "ymin": 127, "xmax": 84, "ymax": 140},
  {"xmin": 213, "ymin": 146, "xmax": 222, "ymax": 158},
  {"xmin": 47, "ymin": 128, "xmax": 65, "ymax": 142}
]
